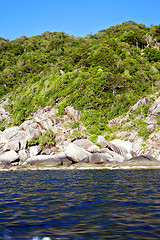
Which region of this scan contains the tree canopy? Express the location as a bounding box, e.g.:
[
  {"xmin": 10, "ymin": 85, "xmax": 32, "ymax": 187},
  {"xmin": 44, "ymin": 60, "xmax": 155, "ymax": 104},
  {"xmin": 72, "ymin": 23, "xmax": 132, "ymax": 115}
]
[{"xmin": 0, "ymin": 21, "xmax": 160, "ymax": 133}]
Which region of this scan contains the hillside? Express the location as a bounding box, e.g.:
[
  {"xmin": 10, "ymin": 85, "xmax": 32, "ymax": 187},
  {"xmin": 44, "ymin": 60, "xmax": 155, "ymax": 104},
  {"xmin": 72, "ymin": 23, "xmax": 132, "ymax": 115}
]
[{"xmin": 0, "ymin": 21, "xmax": 160, "ymax": 138}]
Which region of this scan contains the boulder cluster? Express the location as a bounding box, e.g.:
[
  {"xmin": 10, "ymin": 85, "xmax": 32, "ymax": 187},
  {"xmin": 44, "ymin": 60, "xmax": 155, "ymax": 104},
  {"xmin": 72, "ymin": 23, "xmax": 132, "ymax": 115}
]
[{"xmin": 0, "ymin": 99, "xmax": 160, "ymax": 170}]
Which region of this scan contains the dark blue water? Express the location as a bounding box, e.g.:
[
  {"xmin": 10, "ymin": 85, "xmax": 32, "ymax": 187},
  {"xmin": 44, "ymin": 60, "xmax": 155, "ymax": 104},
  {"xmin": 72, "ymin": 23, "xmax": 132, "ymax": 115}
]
[{"xmin": 0, "ymin": 170, "xmax": 160, "ymax": 240}]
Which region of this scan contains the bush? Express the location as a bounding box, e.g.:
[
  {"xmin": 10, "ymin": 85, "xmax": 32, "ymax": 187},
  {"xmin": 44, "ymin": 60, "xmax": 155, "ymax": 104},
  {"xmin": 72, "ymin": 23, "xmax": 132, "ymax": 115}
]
[
  {"xmin": 0, "ymin": 120, "xmax": 5, "ymax": 131},
  {"xmin": 38, "ymin": 130, "xmax": 55, "ymax": 150},
  {"xmin": 138, "ymin": 126, "xmax": 151, "ymax": 141},
  {"xmin": 27, "ymin": 130, "xmax": 55, "ymax": 150},
  {"xmin": 105, "ymin": 133, "xmax": 119, "ymax": 141},
  {"xmin": 89, "ymin": 134, "xmax": 98, "ymax": 143},
  {"xmin": 156, "ymin": 115, "xmax": 160, "ymax": 125}
]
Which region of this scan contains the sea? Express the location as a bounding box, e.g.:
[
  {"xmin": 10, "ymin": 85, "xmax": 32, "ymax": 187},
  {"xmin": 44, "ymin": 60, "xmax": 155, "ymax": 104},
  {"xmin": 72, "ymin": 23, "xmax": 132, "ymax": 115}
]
[{"xmin": 0, "ymin": 169, "xmax": 160, "ymax": 240}]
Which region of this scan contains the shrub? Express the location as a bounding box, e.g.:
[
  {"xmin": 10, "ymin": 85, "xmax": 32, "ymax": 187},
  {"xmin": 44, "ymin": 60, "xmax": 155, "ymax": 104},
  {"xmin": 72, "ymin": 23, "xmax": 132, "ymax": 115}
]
[
  {"xmin": 27, "ymin": 130, "xmax": 55, "ymax": 150},
  {"xmin": 70, "ymin": 130, "xmax": 82, "ymax": 141},
  {"xmin": 156, "ymin": 115, "xmax": 160, "ymax": 125},
  {"xmin": 0, "ymin": 120, "xmax": 5, "ymax": 131},
  {"xmin": 27, "ymin": 139, "xmax": 39, "ymax": 146},
  {"xmin": 89, "ymin": 134, "xmax": 98, "ymax": 143},
  {"xmin": 105, "ymin": 133, "xmax": 119, "ymax": 141},
  {"xmin": 138, "ymin": 126, "xmax": 151, "ymax": 141},
  {"xmin": 38, "ymin": 130, "xmax": 55, "ymax": 150}
]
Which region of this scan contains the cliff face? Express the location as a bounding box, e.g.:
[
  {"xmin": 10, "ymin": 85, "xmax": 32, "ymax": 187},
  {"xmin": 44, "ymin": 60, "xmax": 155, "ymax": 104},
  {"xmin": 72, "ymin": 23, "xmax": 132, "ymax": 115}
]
[{"xmin": 107, "ymin": 95, "xmax": 160, "ymax": 159}]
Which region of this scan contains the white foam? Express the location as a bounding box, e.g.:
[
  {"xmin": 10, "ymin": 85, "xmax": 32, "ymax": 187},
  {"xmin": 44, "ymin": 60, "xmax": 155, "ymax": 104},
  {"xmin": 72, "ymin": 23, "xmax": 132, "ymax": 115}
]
[
  {"xmin": 31, "ymin": 237, "xmax": 52, "ymax": 240},
  {"xmin": 42, "ymin": 238, "xmax": 52, "ymax": 240}
]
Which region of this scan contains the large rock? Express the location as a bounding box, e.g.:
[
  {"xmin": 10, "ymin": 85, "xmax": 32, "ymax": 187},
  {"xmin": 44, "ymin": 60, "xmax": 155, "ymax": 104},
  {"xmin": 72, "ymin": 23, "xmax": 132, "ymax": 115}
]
[
  {"xmin": 0, "ymin": 127, "xmax": 27, "ymax": 150},
  {"xmin": 128, "ymin": 155, "xmax": 158, "ymax": 161},
  {"xmin": 101, "ymin": 148, "xmax": 124, "ymax": 162},
  {"xmin": 97, "ymin": 136, "xmax": 108, "ymax": 148},
  {"xmin": 65, "ymin": 106, "xmax": 81, "ymax": 121},
  {"xmin": 0, "ymin": 107, "xmax": 6, "ymax": 115},
  {"xmin": 81, "ymin": 153, "xmax": 109, "ymax": 164},
  {"xmin": 148, "ymin": 97, "xmax": 160, "ymax": 116},
  {"xmin": 29, "ymin": 146, "xmax": 41, "ymax": 157},
  {"xmin": 33, "ymin": 107, "xmax": 58, "ymax": 130},
  {"xmin": 0, "ymin": 127, "xmax": 26, "ymax": 144},
  {"xmin": 65, "ymin": 143, "xmax": 91, "ymax": 162},
  {"xmin": 23, "ymin": 152, "xmax": 72, "ymax": 167},
  {"xmin": 119, "ymin": 155, "xmax": 160, "ymax": 168},
  {"xmin": 0, "ymin": 143, "xmax": 5, "ymax": 154},
  {"xmin": 19, "ymin": 150, "xmax": 29, "ymax": 162},
  {"xmin": 107, "ymin": 139, "xmax": 136, "ymax": 160},
  {"xmin": 55, "ymin": 135, "xmax": 67, "ymax": 146},
  {"xmin": 132, "ymin": 97, "xmax": 151, "ymax": 112},
  {"xmin": 25, "ymin": 127, "xmax": 41, "ymax": 142},
  {"xmin": 41, "ymin": 148, "xmax": 52, "ymax": 155},
  {"xmin": 20, "ymin": 119, "xmax": 40, "ymax": 131},
  {"xmin": 3, "ymin": 140, "xmax": 20, "ymax": 152},
  {"xmin": 0, "ymin": 150, "xmax": 19, "ymax": 164},
  {"xmin": 0, "ymin": 99, "xmax": 10, "ymax": 123},
  {"xmin": 73, "ymin": 139, "xmax": 100, "ymax": 153}
]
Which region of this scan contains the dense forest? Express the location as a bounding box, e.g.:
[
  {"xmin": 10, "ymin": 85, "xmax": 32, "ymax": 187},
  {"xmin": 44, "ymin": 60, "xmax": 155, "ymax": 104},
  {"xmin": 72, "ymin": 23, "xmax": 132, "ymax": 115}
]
[{"xmin": 0, "ymin": 21, "xmax": 160, "ymax": 135}]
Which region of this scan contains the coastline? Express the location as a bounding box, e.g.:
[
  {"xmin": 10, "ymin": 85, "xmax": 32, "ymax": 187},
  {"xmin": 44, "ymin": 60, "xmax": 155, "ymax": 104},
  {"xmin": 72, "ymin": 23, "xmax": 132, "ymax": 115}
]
[{"xmin": 1, "ymin": 161, "xmax": 160, "ymax": 171}]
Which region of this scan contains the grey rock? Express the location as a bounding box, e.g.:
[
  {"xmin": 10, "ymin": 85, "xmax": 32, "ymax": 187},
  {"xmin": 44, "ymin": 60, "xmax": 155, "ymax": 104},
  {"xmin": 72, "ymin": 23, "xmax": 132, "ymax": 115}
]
[
  {"xmin": 71, "ymin": 162, "xmax": 103, "ymax": 169},
  {"xmin": 0, "ymin": 150, "xmax": 19, "ymax": 164},
  {"xmin": 52, "ymin": 117, "xmax": 62, "ymax": 125},
  {"xmin": 73, "ymin": 139, "xmax": 100, "ymax": 153},
  {"xmin": 65, "ymin": 106, "xmax": 81, "ymax": 121},
  {"xmin": 19, "ymin": 149, "xmax": 29, "ymax": 162},
  {"xmin": 3, "ymin": 141, "xmax": 20, "ymax": 152},
  {"xmin": 132, "ymin": 97, "xmax": 151, "ymax": 112},
  {"xmin": 0, "ymin": 107, "xmax": 6, "ymax": 115},
  {"xmin": 40, "ymin": 118, "xmax": 53, "ymax": 130},
  {"xmin": 60, "ymin": 70, "xmax": 65, "ymax": 75},
  {"xmin": 101, "ymin": 148, "xmax": 124, "ymax": 162},
  {"xmin": 29, "ymin": 146, "xmax": 41, "ymax": 157},
  {"xmin": 82, "ymin": 153, "xmax": 109, "ymax": 164},
  {"xmin": 20, "ymin": 119, "xmax": 40, "ymax": 131},
  {"xmin": 147, "ymin": 124, "xmax": 156, "ymax": 131},
  {"xmin": 107, "ymin": 139, "xmax": 136, "ymax": 160},
  {"xmin": 65, "ymin": 143, "xmax": 91, "ymax": 162},
  {"xmin": 41, "ymin": 148, "xmax": 52, "ymax": 155},
  {"xmin": 34, "ymin": 108, "xmax": 58, "ymax": 129},
  {"xmin": 148, "ymin": 97, "xmax": 160, "ymax": 116},
  {"xmin": 23, "ymin": 152, "xmax": 72, "ymax": 167},
  {"xmin": 25, "ymin": 127, "xmax": 41, "ymax": 142},
  {"xmin": 44, "ymin": 106, "xmax": 53, "ymax": 112},
  {"xmin": 24, "ymin": 156, "xmax": 62, "ymax": 167},
  {"xmin": 128, "ymin": 154, "xmax": 158, "ymax": 161},
  {"xmin": 0, "ymin": 143, "xmax": 5, "ymax": 154},
  {"xmin": 97, "ymin": 135, "xmax": 108, "ymax": 148},
  {"xmin": 55, "ymin": 135, "xmax": 67, "ymax": 145},
  {"xmin": 0, "ymin": 127, "xmax": 26, "ymax": 147},
  {"xmin": 119, "ymin": 154, "xmax": 160, "ymax": 168}
]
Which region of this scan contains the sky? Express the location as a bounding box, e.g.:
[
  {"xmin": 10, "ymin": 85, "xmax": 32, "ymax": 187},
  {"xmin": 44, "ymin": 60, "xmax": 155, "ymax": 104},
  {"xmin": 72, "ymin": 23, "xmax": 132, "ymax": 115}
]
[{"xmin": 1, "ymin": 0, "xmax": 160, "ymax": 40}]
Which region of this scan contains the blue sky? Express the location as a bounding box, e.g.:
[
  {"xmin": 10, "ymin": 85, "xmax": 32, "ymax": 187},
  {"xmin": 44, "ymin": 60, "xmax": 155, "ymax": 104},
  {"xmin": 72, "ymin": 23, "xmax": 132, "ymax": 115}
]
[{"xmin": 1, "ymin": 0, "xmax": 160, "ymax": 40}]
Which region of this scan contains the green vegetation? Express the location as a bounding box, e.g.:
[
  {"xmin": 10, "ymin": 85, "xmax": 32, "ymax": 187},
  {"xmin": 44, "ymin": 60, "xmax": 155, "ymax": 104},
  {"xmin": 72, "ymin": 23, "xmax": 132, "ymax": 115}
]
[
  {"xmin": 0, "ymin": 120, "xmax": 5, "ymax": 131},
  {"xmin": 28, "ymin": 130, "xmax": 55, "ymax": 150},
  {"xmin": 0, "ymin": 21, "xmax": 160, "ymax": 135},
  {"xmin": 156, "ymin": 115, "xmax": 160, "ymax": 125}
]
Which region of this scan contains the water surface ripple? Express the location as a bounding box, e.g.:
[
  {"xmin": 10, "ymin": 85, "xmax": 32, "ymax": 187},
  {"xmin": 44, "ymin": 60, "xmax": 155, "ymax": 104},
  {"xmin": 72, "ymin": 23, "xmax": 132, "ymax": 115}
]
[{"xmin": 0, "ymin": 170, "xmax": 160, "ymax": 239}]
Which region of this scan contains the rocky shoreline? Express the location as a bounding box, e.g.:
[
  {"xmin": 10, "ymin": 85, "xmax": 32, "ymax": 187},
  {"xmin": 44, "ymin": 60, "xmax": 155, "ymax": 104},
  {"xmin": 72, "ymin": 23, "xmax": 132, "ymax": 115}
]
[{"xmin": 1, "ymin": 98, "xmax": 160, "ymax": 171}]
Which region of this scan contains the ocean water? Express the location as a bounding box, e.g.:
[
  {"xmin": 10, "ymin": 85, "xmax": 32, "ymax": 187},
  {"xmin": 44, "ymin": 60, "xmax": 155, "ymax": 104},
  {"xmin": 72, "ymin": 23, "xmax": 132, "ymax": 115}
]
[{"xmin": 0, "ymin": 169, "xmax": 160, "ymax": 240}]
